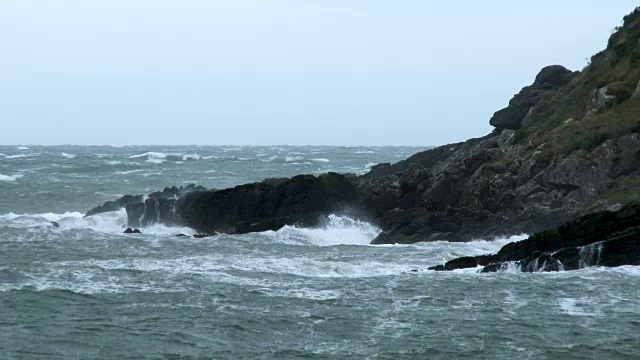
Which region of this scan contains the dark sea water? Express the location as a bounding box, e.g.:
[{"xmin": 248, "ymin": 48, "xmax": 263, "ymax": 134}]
[{"xmin": 1, "ymin": 145, "xmax": 640, "ymax": 359}]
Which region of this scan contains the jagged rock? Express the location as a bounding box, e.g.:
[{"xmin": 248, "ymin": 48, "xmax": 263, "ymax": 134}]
[
  {"xmin": 430, "ymin": 200, "xmax": 640, "ymax": 273},
  {"xmin": 489, "ymin": 65, "xmax": 574, "ymax": 131},
  {"xmin": 84, "ymin": 194, "xmax": 144, "ymax": 217},
  {"xmin": 176, "ymin": 172, "xmax": 363, "ymax": 235},
  {"xmin": 50, "ymin": 221, "xmax": 60, "ymax": 228},
  {"xmin": 84, "ymin": 185, "xmax": 206, "ymax": 220}
]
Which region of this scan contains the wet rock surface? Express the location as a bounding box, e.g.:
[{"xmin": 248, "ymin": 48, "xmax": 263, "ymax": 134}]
[{"xmin": 429, "ymin": 200, "xmax": 640, "ymax": 272}]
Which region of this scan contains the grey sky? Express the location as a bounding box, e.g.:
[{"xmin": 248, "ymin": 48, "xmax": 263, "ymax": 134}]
[{"xmin": 1, "ymin": 1, "xmax": 637, "ymax": 146}]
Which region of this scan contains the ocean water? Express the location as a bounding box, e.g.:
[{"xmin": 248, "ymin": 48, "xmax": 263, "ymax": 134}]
[{"xmin": 1, "ymin": 145, "xmax": 639, "ymax": 359}]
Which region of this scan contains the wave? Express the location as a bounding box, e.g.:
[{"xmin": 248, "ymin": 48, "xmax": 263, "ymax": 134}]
[
  {"xmin": 0, "ymin": 210, "xmax": 194, "ymax": 236},
  {"xmin": 311, "ymin": 158, "xmax": 330, "ymax": 163},
  {"xmin": 0, "ymin": 174, "xmax": 23, "ymax": 182},
  {"xmin": 5, "ymin": 154, "xmax": 27, "ymax": 159},
  {"xmin": 61, "ymin": 152, "xmax": 76, "ymax": 159},
  {"xmin": 262, "ymin": 215, "xmax": 381, "ymax": 246}
]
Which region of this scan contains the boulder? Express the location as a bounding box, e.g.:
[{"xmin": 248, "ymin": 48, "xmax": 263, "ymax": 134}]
[{"xmin": 490, "ymin": 65, "xmax": 574, "ymax": 131}]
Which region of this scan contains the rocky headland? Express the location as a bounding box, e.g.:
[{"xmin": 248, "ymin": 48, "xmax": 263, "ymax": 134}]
[{"xmin": 85, "ymin": 8, "xmax": 640, "ymax": 271}]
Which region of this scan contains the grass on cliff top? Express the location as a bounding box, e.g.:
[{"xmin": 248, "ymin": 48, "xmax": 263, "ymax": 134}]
[
  {"xmin": 511, "ymin": 10, "xmax": 640, "ymax": 156},
  {"xmin": 514, "ymin": 96, "xmax": 640, "ymax": 160}
]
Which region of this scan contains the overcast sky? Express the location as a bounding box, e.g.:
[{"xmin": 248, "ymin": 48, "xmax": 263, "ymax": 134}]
[{"xmin": 0, "ymin": 1, "xmax": 637, "ymax": 146}]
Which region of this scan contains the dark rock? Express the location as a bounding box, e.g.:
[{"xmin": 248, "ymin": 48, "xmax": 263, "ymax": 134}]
[
  {"xmin": 84, "ymin": 195, "xmax": 143, "ymax": 218},
  {"xmin": 193, "ymin": 234, "xmax": 211, "ymax": 239},
  {"xmin": 534, "ymin": 65, "xmax": 574, "ymax": 86},
  {"xmin": 261, "ymin": 178, "xmax": 289, "ymax": 187},
  {"xmin": 175, "ymin": 234, "xmax": 189, "ymax": 237},
  {"xmin": 51, "ymin": 221, "xmax": 60, "ymax": 228},
  {"xmin": 432, "ymin": 200, "xmax": 640, "ymax": 272},
  {"xmin": 490, "ymin": 65, "xmax": 574, "ymax": 131},
  {"xmin": 176, "ymin": 172, "xmax": 363, "ymax": 235},
  {"xmin": 126, "ymin": 203, "xmax": 146, "ymax": 228},
  {"xmin": 123, "ymin": 228, "xmax": 133, "ymax": 234}
]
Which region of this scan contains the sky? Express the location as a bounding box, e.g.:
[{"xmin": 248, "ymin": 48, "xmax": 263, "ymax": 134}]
[{"xmin": 0, "ymin": 1, "xmax": 638, "ymax": 146}]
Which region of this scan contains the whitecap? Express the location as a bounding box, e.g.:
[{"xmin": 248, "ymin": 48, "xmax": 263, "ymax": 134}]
[
  {"xmin": 5, "ymin": 154, "xmax": 26, "ymax": 159},
  {"xmin": 182, "ymin": 154, "xmax": 201, "ymax": 160},
  {"xmin": 354, "ymin": 150, "xmax": 375, "ymax": 154},
  {"xmin": 128, "ymin": 152, "xmax": 167, "ymax": 159},
  {"xmin": 0, "ymin": 174, "xmax": 23, "ymax": 182},
  {"xmin": 311, "ymin": 158, "xmax": 330, "ymax": 163},
  {"xmin": 17, "ymin": 146, "xmax": 28, "ymax": 150},
  {"xmin": 106, "ymin": 160, "xmax": 121, "ymax": 165},
  {"xmin": 61, "ymin": 152, "xmax": 76, "ymax": 159},
  {"xmin": 285, "ymin": 156, "xmax": 304, "ymax": 162}
]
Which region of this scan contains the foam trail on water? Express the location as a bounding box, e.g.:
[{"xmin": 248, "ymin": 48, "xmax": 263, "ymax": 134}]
[{"xmin": 0, "ymin": 210, "xmax": 193, "ymax": 236}]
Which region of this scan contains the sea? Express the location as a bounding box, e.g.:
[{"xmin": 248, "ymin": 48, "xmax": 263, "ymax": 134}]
[{"xmin": 1, "ymin": 145, "xmax": 639, "ymax": 359}]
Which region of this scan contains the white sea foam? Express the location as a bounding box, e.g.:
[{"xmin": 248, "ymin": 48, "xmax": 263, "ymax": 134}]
[
  {"xmin": 311, "ymin": 158, "xmax": 330, "ymax": 163},
  {"xmin": 0, "ymin": 209, "xmax": 195, "ymax": 237},
  {"xmin": 182, "ymin": 154, "xmax": 201, "ymax": 160},
  {"xmin": 5, "ymin": 154, "xmax": 26, "ymax": 159},
  {"xmin": 285, "ymin": 156, "xmax": 304, "ymax": 162},
  {"xmin": 263, "ymin": 215, "xmax": 381, "ymax": 246},
  {"xmin": 61, "ymin": 152, "xmax": 76, "ymax": 159},
  {"xmin": 106, "ymin": 160, "xmax": 122, "ymax": 165},
  {"xmin": 0, "ymin": 174, "xmax": 23, "ymax": 182},
  {"xmin": 354, "ymin": 151, "xmax": 375, "ymax": 154},
  {"xmin": 17, "ymin": 146, "xmax": 28, "ymax": 150}
]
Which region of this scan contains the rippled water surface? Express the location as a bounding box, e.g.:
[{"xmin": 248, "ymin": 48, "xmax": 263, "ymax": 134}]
[{"xmin": 1, "ymin": 146, "xmax": 639, "ymax": 359}]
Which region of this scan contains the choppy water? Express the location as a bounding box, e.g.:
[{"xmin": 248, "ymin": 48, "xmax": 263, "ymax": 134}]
[{"xmin": 1, "ymin": 146, "xmax": 640, "ymax": 359}]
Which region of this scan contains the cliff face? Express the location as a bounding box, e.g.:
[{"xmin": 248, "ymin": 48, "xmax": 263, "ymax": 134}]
[
  {"xmin": 363, "ymin": 8, "xmax": 640, "ymax": 244},
  {"xmin": 85, "ymin": 8, "xmax": 640, "ymax": 247}
]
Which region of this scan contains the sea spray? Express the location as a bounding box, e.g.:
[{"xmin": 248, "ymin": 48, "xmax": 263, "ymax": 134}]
[{"xmin": 579, "ymin": 242, "xmax": 604, "ymax": 268}]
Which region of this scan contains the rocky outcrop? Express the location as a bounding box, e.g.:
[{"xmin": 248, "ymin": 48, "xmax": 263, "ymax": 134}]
[
  {"xmin": 429, "ymin": 200, "xmax": 640, "ymax": 272},
  {"xmin": 176, "ymin": 173, "xmax": 363, "ymax": 235},
  {"xmin": 489, "ymin": 65, "xmax": 577, "ymax": 131},
  {"xmin": 84, "ymin": 184, "xmax": 206, "ymax": 222},
  {"xmin": 84, "ymin": 194, "xmax": 144, "ymax": 217}
]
